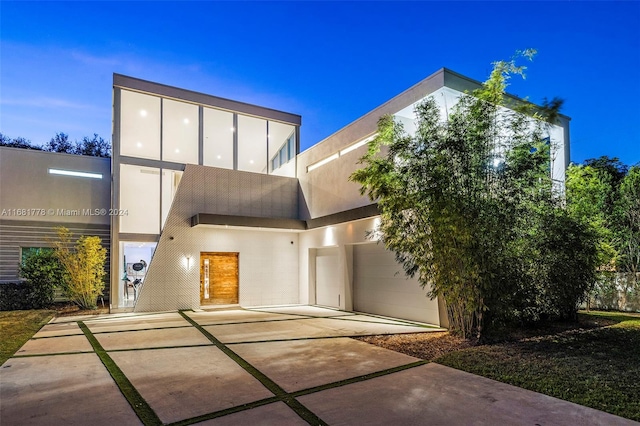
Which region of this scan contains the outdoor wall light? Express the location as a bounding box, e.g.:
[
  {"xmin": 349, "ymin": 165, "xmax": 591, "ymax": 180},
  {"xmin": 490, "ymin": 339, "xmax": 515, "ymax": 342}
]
[
  {"xmin": 49, "ymin": 169, "xmax": 102, "ymax": 179},
  {"xmin": 186, "ymin": 255, "xmax": 192, "ymax": 269}
]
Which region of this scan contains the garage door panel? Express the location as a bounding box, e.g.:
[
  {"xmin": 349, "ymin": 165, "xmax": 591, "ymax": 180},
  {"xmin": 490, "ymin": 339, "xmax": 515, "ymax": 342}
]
[
  {"xmin": 353, "ymin": 243, "xmax": 439, "ymax": 324},
  {"xmin": 316, "ymin": 247, "xmax": 340, "ymax": 308}
]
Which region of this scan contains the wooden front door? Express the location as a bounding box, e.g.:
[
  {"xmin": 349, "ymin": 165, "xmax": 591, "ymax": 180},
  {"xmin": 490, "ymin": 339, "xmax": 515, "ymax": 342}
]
[{"xmin": 200, "ymin": 252, "xmax": 239, "ymax": 305}]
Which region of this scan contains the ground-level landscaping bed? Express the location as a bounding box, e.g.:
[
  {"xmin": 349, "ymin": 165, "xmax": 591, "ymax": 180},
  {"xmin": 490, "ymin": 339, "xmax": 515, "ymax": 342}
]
[{"xmin": 358, "ymin": 311, "xmax": 640, "ymax": 422}]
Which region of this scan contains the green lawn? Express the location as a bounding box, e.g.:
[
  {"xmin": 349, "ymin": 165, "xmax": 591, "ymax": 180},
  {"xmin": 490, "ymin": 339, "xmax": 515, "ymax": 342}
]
[
  {"xmin": 436, "ymin": 311, "xmax": 640, "ymax": 421},
  {"xmin": 0, "ymin": 310, "xmax": 55, "ymax": 365}
]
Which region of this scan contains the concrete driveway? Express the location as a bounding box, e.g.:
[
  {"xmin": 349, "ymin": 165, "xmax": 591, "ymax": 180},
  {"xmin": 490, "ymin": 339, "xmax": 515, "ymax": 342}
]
[{"xmin": 1, "ymin": 306, "xmax": 635, "ymax": 425}]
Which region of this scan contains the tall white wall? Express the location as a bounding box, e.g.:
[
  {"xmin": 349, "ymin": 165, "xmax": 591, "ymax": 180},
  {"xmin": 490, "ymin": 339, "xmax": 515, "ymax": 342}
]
[{"xmin": 132, "ymin": 164, "xmax": 300, "ymax": 312}]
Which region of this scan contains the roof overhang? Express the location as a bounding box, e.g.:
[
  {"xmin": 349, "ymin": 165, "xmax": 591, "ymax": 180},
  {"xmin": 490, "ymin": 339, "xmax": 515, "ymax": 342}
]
[{"xmin": 190, "ymin": 204, "xmax": 380, "ymax": 231}]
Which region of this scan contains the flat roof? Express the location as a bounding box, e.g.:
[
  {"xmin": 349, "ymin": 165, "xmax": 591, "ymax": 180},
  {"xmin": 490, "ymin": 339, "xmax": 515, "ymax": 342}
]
[{"xmin": 113, "ymin": 73, "xmax": 302, "ymax": 126}]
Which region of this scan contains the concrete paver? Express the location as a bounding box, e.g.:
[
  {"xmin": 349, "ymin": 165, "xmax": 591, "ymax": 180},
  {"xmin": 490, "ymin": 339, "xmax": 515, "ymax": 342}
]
[
  {"xmin": 109, "ymin": 346, "xmax": 274, "ymax": 424},
  {"xmin": 230, "ymin": 337, "xmax": 419, "ymax": 392},
  {"xmin": 32, "ymin": 322, "xmax": 84, "ymax": 338},
  {"xmin": 14, "ymin": 334, "xmax": 93, "ymax": 355},
  {"xmin": 84, "ymin": 312, "xmax": 191, "ymax": 333},
  {"xmin": 327, "ymin": 313, "xmax": 426, "ymax": 325},
  {"xmin": 185, "ymin": 309, "xmax": 302, "ymax": 326},
  {"xmin": 205, "ymin": 317, "xmax": 433, "ymax": 344},
  {"xmin": 0, "ymin": 353, "xmax": 141, "ymax": 425},
  {"xmin": 250, "ymin": 305, "xmax": 355, "ymax": 317},
  {"xmin": 3, "ymin": 306, "xmax": 636, "ymax": 426},
  {"xmin": 94, "ymin": 326, "xmax": 212, "ymax": 350},
  {"xmin": 297, "ymin": 362, "xmax": 637, "ymax": 426},
  {"xmin": 194, "ymin": 402, "xmax": 308, "ymax": 425}
]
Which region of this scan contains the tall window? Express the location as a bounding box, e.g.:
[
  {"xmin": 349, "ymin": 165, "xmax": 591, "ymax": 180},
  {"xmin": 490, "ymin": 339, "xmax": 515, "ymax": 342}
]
[
  {"xmin": 203, "ymin": 107, "xmax": 234, "ymax": 169},
  {"xmin": 237, "ymin": 115, "xmax": 267, "ymax": 173},
  {"xmin": 162, "ymin": 99, "xmax": 198, "ymax": 164},
  {"xmin": 119, "ymin": 164, "xmax": 161, "ymax": 234},
  {"xmin": 120, "ymin": 91, "xmax": 161, "ymax": 160}
]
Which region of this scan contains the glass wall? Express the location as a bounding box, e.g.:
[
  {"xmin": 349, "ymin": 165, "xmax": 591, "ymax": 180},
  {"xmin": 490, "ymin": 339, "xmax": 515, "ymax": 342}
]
[
  {"xmin": 237, "ymin": 115, "xmax": 267, "ymax": 173},
  {"xmin": 120, "ymin": 90, "xmax": 161, "ymax": 160},
  {"xmin": 119, "ymin": 164, "xmax": 161, "ymax": 234},
  {"xmin": 162, "ymin": 99, "xmax": 199, "ymax": 164},
  {"xmin": 268, "ymin": 121, "xmax": 296, "ymax": 177},
  {"xmin": 118, "ymin": 241, "xmax": 157, "ymax": 308},
  {"xmin": 161, "ymin": 169, "xmax": 183, "ymax": 227},
  {"xmin": 203, "ymin": 107, "xmax": 234, "ymax": 169}
]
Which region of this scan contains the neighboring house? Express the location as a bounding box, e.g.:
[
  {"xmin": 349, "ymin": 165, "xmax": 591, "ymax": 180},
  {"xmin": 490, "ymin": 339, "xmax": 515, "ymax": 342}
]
[
  {"xmin": 0, "ymin": 147, "xmax": 111, "ymax": 281},
  {"xmin": 0, "ymin": 68, "xmax": 570, "ymax": 327}
]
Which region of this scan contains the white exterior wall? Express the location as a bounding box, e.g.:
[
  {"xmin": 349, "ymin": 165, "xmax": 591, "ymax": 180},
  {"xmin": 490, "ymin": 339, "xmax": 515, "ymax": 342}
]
[
  {"xmin": 134, "ymin": 227, "xmax": 299, "ymax": 312},
  {"xmin": 297, "ymin": 217, "xmax": 442, "ymax": 326}
]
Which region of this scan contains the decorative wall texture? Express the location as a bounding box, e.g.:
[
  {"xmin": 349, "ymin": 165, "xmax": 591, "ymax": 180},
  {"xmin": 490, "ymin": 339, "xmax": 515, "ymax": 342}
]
[{"xmin": 134, "ymin": 165, "xmax": 300, "ymax": 312}]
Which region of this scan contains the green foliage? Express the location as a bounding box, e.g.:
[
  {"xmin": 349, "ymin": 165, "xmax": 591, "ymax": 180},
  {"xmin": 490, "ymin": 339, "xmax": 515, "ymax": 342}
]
[
  {"xmin": 76, "ymin": 133, "xmax": 111, "ymax": 157},
  {"xmin": 18, "ymin": 248, "xmax": 67, "ymax": 309},
  {"xmin": 0, "ymin": 283, "xmax": 33, "ymax": 311},
  {"xmin": 618, "ymin": 166, "xmax": 640, "ymax": 281},
  {"xmin": 53, "ymin": 227, "xmax": 107, "ymax": 310},
  {"xmin": 45, "ymin": 132, "xmax": 75, "ymax": 153},
  {"xmin": 0, "ymin": 131, "xmax": 111, "ymax": 157},
  {"xmin": 567, "ymin": 159, "xmax": 640, "ymax": 308},
  {"xmin": 0, "ymin": 133, "xmax": 42, "ymax": 150},
  {"xmin": 351, "ymin": 51, "xmax": 597, "ymax": 338}
]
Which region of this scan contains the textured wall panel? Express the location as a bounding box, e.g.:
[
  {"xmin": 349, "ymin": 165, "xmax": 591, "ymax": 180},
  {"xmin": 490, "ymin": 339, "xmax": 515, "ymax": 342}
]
[
  {"xmin": 134, "ymin": 165, "xmax": 300, "ymax": 312},
  {"xmin": 0, "ymin": 220, "xmax": 110, "ymax": 287}
]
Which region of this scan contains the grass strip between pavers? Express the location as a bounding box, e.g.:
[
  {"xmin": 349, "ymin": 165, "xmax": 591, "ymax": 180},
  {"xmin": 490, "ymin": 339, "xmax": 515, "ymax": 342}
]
[
  {"xmin": 291, "ymin": 360, "xmax": 428, "ymax": 397},
  {"xmin": 78, "ymin": 322, "xmax": 162, "ymax": 426},
  {"xmin": 166, "ymin": 396, "xmax": 281, "ymax": 426},
  {"xmin": 178, "ymin": 311, "xmax": 328, "ymax": 426}
]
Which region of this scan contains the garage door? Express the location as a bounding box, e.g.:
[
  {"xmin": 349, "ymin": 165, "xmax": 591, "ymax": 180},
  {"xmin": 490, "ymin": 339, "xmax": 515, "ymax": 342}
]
[
  {"xmin": 353, "ymin": 243, "xmax": 438, "ymax": 324},
  {"xmin": 315, "ymin": 247, "xmax": 340, "ymax": 308}
]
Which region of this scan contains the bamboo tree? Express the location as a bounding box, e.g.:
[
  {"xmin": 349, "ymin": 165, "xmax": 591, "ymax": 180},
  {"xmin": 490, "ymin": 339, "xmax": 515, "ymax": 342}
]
[{"xmin": 52, "ymin": 227, "xmax": 106, "ymax": 309}]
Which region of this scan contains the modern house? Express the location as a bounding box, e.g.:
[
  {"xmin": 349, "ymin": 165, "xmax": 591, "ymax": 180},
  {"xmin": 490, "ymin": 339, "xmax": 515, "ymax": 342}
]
[{"xmin": 0, "ymin": 68, "xmax": 570, "ymax": 327}]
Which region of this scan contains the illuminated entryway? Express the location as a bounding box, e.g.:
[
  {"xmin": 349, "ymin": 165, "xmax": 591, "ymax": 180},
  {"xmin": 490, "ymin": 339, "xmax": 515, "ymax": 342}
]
[
  {"xmin": 119, "ymin": 242, "xmax": 157, "ymax": 308},
  {"xmin": 200, "ymin": 252, "xmax": 239, "ymax": 305}
]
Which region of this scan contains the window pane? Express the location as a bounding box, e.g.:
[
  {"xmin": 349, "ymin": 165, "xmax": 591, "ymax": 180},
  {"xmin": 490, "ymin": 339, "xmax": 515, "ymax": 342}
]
[
  {"xmin": 203, "ymin": 108, "xmax": 234, "ymax": 169},
  {"xmin": 161, "ymin": 169, "xmax": 183, "ymax": 228},
  {"xmin": 238, "ymin": 115, "xmax": 267, "ymax": 173},
  {"xmin": 268, "ymin": 121, "xmax": 295, "ymax": 173},
  {"xmin": 120, "ymin": 90, "xmax": 160, "ymax": 160},
  {"xmin": 119, "ymin": 164, "xmax": 160, "ymax": 234},
  {"xmin": 288, "ymin": 133, "xmax": 295, "ymax": 159},
  {"xmin": 162, "ymin": 99, "xmax": 198, "ymax": 164}
]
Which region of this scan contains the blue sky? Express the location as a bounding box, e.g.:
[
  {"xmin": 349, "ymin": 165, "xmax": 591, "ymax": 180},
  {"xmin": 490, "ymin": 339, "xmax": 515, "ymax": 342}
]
[{"xmin": 1, "ymin": 1, "xmax": 638, "ymax": 165}]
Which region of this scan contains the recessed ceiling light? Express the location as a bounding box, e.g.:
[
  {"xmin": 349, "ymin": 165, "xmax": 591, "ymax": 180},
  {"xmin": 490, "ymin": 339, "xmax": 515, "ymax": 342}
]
[
  {"xmin": 183, "ymin": 118, "xmax": 189, "ymax": 124},
  {"xmin": 249, "ymin": 160, "xmax": 254, "ymax": 164},
  {"xmin": 136, "ymin": 142, "xmax": 142, "ymax": 148},
  {"xmin": 140, "ymin": 110, "xmax": 147, "ymax": 117},
  {"xmin": 216, "ymin": 155, "xmax": 221, "ymax": 159},
  {"xmin": 175, "ymin": 149, "xmax": 180, "ymax": 153}
]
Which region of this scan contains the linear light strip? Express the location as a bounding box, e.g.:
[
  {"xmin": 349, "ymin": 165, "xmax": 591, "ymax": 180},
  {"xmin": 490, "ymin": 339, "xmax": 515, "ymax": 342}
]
[
  {"xmin": 307, "ymin": 153, "xmax": 339, "ymax": 172},
  {"xmin": 339, "ymin": 134, "xmax": 377, "ymax": 156},
  {"xmin": 48, "ymin": 168, "xmax": 103, "ymax": 179},
  {"xmin": 307, "ymin": 133, "xmax": 377, "ymax": 173}
]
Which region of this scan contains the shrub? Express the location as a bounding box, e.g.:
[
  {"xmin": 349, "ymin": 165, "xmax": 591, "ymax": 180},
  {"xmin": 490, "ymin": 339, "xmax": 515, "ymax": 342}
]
[
  {"xmin": 0, "ymin": 282, "xmax": 31, "ymax": 311},
  {"xmin": 19, "ymin": 248, "xmax": 67, "ymax": 309}
]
